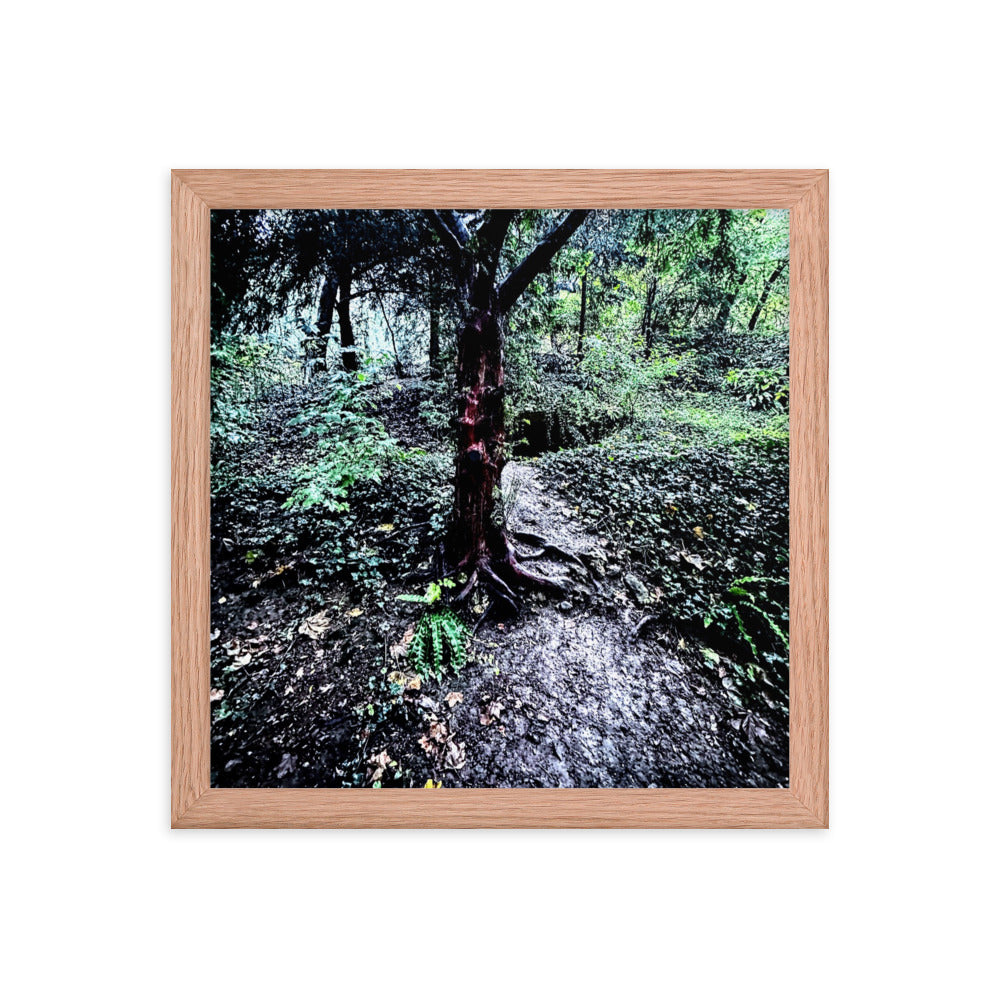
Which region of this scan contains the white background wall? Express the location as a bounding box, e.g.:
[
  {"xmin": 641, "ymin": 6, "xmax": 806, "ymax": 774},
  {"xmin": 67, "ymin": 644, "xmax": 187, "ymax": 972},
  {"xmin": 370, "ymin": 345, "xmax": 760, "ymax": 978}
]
[{"xmin": 3, "ymin": 3, "xmax": 995, "ymax": 997}]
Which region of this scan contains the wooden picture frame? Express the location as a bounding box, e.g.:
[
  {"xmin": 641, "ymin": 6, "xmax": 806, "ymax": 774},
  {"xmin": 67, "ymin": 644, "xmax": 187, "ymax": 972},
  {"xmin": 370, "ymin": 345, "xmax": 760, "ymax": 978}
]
[{"xmin": 172, "ymin": 170, "xmax": 828, "ymax": 828}]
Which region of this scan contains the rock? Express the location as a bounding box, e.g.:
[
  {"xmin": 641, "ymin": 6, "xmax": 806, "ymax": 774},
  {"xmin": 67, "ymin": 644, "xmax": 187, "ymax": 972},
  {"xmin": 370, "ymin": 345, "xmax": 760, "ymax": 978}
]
[
  {"xmin": 581, "ymin": 548, "xmax": 608, "ymax": 577},
  {"xmin": 558, "ymin": 600, "xmax": 573, "ymax": 611},
  {"xmin": 624, "ymin": 573, "xmax": 652, "ymax": 605}
]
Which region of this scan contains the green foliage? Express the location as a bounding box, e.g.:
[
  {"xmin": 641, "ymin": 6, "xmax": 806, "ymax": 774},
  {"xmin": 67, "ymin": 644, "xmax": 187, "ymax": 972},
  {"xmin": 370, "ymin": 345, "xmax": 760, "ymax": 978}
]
[
  {"xmin": 704, "ymin": 575, "xmax": 789, "ymax": 663},
  {"xmin": 210, "ymin": 333, "xmax": 279, "ymax": 487},
  {"xmin": 724, "ymin": 366, "xmax": 789, "ymax": 411},
  {"xmin": 396, "ymin": 578, "xmax": 457, "ymax": 604},
  {"xmin": 416, "ymin": 393, "xmax": 452, "ymax": 439},
  {"xmin": 283, "ymin": 373, "xmax": 402, "ymax": 514},
  {"xmin": 582, "ymin": 334, "xmax": 694, "ymax": 421},
  {"xmin": 539, "ymin": 435, "xmax": 789, "ymax": 695},
  {"xmin": 653, "ymin": 394, "xmax": 789, "ymax": 457},
  {"xmin": 407, "ymin": 608, "xmax": 470, "ymax": 681}
]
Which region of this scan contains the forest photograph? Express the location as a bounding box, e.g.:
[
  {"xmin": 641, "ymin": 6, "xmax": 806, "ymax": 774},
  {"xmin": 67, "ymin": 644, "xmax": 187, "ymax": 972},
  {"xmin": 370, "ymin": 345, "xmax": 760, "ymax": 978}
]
[{"xmin": 210, "ymin": 206, "xmax": 791, "ymax": 789}]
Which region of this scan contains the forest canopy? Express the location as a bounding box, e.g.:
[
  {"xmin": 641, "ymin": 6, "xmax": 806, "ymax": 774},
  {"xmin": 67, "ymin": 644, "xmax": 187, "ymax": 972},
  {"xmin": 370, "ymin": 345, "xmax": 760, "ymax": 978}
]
[{"xmin": 210, "ymin": 207, "xmax": 790, "ymax": 789}]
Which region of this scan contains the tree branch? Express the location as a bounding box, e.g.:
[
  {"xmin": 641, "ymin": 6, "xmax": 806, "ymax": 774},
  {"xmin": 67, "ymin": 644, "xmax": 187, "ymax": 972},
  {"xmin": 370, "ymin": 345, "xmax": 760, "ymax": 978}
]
[
  {"xmin": 498, "ymin": 210, "xmax": 590, "ymax": 312},
  {"xmin": 476, "ymin": 210, "xmax": 516, "ymax": 280},
  {"xmin": 427, "ymin": 210, "xmax": 466, "ymax": 258},
  {"xmin": 449, "ymin": 211, "xmax": 473, "ymax": 245}
]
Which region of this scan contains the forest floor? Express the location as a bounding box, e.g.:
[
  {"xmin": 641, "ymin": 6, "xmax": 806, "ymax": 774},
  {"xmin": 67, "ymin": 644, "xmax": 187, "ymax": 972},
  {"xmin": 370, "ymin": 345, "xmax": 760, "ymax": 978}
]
[{"xmin": 211, "ymin": 379, "xmax": 788, "ymax": 788}]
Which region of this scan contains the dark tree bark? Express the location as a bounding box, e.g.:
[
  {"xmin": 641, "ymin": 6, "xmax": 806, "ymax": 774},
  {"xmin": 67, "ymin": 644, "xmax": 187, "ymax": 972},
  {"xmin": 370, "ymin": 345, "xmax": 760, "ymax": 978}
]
[
  {"xmin": 748, "ymin": 259, "xmax": 788, "ymax": 333},
  {"xmin": 641, "ymin": 275, "xmax": 658, "ymax": 358},
  {"xmin": 428, "ymin": 285, "xmax": 441, "ymax": 371},
  {"xmin": 305, "ymin": 273, "xmax": 337, "ymax": 376},
  {"xmin": 712, "ymin": 271, "xmax": 747, "ymax": 335},
  {"xmin": 576, "ymin": 268, "xmax": 588, "ymax": 357},
  {"xmin": 429, "ymin": 209, "xmax": 589, "ymax": 602},
  {"xmin": 335, "ymin": 266, "xmax": 358, "ymax": 372},
  {"xmin": 375, "ymin": 291, "xmax": 405, "ymax": 378}
]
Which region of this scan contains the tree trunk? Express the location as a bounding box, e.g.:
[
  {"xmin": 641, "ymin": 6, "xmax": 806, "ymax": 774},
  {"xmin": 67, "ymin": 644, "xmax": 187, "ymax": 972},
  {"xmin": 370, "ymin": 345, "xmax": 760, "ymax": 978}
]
[
  {"xmin": 576, "ymin": 268, "xmax": 588, "ymax": 357},
  {"xmin": 305, "ymin": 274, "xmax": 337, "ymax": 376},
  {"xmin": 428, "ymin": 208, "xmax": 589, "ymax": 598},
  {"xmin": 453, "ymin": 290, "xmax": 506, "ymax": 563},
  {"xmin": 642, "ymin": 275, "xmax": 658, "ymax": 358},
  {"xmin": 376, "ymin": 291, "xmax": 405, "ymax": 378},
  {"xmin": 336, "ymin": 266, "xmax": 358, "ymax": 372},
  {"xmin": 712, "ymin": 271, "xmax": 747, "ymax": 335},
  {"xmin": 748, "ymin": 259, "xmax": 787, "ymax": 333},
  {"xmin": 428, "ymin": 287, "xmax": 441, "ymax": 371}
]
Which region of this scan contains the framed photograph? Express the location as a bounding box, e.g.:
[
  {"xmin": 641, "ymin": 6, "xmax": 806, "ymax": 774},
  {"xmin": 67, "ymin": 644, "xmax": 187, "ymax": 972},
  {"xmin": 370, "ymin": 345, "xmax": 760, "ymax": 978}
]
[{"xmin": 172, "ymin": 170, "xmax": 827, "ymax": 828}]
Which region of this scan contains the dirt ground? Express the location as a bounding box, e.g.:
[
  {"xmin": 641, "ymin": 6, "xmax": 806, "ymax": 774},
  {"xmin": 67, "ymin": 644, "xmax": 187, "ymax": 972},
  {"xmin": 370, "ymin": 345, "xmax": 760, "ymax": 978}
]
[{"xmin": 211, "ymin": 438, "xmax": 788, "ymax": 789}]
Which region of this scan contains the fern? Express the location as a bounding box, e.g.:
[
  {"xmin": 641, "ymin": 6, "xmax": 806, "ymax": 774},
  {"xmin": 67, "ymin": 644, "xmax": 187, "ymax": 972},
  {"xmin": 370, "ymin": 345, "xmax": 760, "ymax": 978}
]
[
  {"xmin": 408, "ymin": 608, "xmax": 470, "ymax": 681},
  {"xmin": 704, "ymin": 574, "xmax": 789, "ymax": 664}
]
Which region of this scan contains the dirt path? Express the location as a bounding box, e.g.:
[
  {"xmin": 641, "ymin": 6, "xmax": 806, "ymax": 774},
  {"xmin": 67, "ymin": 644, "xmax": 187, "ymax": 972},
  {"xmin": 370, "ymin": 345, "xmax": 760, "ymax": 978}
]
[
  {"xmin": 426, "ymin": 462, "xmax": 788, "ymax": 788},
  {"xmin": 211, "ymin": 428, "xmax": 788, "ymax": 788}
]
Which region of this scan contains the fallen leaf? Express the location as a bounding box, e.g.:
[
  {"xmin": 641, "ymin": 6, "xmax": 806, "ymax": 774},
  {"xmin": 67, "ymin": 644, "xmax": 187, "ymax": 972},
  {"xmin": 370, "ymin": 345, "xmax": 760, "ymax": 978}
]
[
  {"xmin": 479, "ymin": 701, "xmax": 504, "ymax": 726},
  {"xmin": 693, "ymin": 525, "xmax": 705, "ymax": 539},
  {"xmin": 376, "ymin": 523, "xmax": 395, "ymax": 532},
  {"xmin": 443, "ymin": 740, "xmax": 466, "ymax": 770},
  {"xmin": 275, "ymin": 753, "xmax": 295, "ymax": 779},
  {"xmin": 298, "ymin": 609, "xmax": 331, "ymax": 639},
  {"xmin": 209, "ymin": 688, "xmax": 224, "ymax": 702},
  {"xmin": 445, "ymin": 692, "xmax": 463, "ymax": 708},
  {"xmin": 346, "ymin": 607, "xmax": 363, "ymax": 618},
  {"xmin": 388, "ymin": 670, "xmax": 421, "ymax": 691},
  {"xmin": 680, "ymin": 551, "xmax": 706, "ymax": 571},
  {"xmin": 424, "ymin": 779, "xmax": 442, "ymax": 789},
  {"xmin": 389, "ymin": 626, "xmax": 415, "ymax": 660},
  {"xmin": 369, "ymin": 749, "xmax": 392, "ymax": 783},
  {"xmin": 233, "ymin": 653, "xmax": 251, "ymax": 667}
]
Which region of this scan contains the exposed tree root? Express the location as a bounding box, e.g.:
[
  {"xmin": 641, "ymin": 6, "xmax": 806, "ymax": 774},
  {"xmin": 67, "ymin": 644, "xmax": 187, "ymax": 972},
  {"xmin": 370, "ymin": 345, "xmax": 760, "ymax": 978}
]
[
  {"xmin": 511, "ymin": 529, "xmax": 548, "ymax": 548},
  {"xmin": 502, "ymin": 558, "xmax": 567, "ymax": 593},
  {"xmin": 456, "ymin": 567, "xmax": 479, "ymax": 602},
  {"xmin": 519, "ymin": 543, "xmax": 589, "ymax": 574},
  {"xmin": 444, "ymin": 526, "xmax": 602, "ymax": 623},
  {"xmin": 480, "ymin": 561, "xmax": 519, "ymax": 604},
  {"xmin": 510, "ymin": 529, "xmax": 589, "ymax": 573}
]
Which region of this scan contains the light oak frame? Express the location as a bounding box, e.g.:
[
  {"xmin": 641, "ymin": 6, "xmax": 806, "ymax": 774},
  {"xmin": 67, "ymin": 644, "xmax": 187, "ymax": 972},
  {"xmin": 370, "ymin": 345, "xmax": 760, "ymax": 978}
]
[{"xmin": 172, "ymin": 170, "xmax": 828, "ymax": 828}]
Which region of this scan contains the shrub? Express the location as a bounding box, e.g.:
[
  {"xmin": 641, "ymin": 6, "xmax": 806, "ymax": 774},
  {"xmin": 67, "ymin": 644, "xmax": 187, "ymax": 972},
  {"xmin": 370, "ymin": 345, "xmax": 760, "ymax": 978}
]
[
  {"xmin": 283, "ymin": 372, "xmax": 402, "ymax": 514},
  {"xmin": 724, "ymin": 366, "xmax": 789, "ymax": 411}
]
